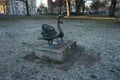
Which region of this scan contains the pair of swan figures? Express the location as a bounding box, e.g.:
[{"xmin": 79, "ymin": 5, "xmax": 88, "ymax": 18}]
[{"xmin": 40, "ymin": 15, "xmax": 64, "ymax": 48}]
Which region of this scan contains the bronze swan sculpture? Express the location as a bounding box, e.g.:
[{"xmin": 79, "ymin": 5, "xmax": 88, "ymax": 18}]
[{"xmin": 40, "ymin": 15, "xmax": 64, "ymax": 46}]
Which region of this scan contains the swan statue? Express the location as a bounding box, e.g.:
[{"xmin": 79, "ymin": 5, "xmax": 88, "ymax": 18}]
[{"xmin": 39, "ymin": 15, "xmax": 64, "ymax": 48}]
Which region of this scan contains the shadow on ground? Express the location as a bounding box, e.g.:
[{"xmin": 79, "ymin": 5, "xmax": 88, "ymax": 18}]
[{"xmin": 23, "ymin": 45, "xmax": 101, "ymax": 71}]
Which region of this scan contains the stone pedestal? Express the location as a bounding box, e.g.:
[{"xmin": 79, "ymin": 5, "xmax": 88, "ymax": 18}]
[{"xmin": 35, "ymin": 40, "xmax": 76, "ymax": 62}]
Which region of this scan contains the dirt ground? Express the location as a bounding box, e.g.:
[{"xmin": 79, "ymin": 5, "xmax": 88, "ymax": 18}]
[{"xmin": 0, "ymin": 17, "xmax": 120, "ymax": 80}]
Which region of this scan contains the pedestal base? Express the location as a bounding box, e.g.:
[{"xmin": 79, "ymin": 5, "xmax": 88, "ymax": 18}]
[{"xmin": 35, "ymin": 40, "xmax": 76, "ymax": 62}]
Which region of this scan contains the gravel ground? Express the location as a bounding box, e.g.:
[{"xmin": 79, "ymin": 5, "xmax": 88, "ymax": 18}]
[{"xmin": 0, "ymin": 17, "xmax": 120, "ymax": 80}]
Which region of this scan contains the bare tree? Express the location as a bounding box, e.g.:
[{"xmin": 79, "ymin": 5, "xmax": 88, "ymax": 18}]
[
  {"xmin": 66, "ymin": 0, "xmax": 71, "ymax": 16},
  {"xmin": 75, "ymin": 0, "xmax": 85, "ymax": 15},
  {"xmin": 19, "ymin": 0, "xmax": 30, "ymax": 16},
  {"xmin": 59, "ymin": 0, "xmax": 62, "ymax": 14},
  {"xmin": 109, "ymin": 0, "xmax": 117, "ymax": 17},
  {"xmin": 75, "ymin": 0, "xmax": 80, "ymax": 15},
  {"xmin": 91, "ymin": 0, "xmax": 101, "ymax": 12}
]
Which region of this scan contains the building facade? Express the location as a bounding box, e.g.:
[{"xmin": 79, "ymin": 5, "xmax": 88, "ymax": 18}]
[{"xmin": 0, "ymin": 0, "xmax": 36, "ymax": 15}]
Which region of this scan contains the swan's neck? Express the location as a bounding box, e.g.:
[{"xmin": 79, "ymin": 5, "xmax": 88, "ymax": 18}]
[{"xmin": 57, "ymin": 20, "xmax": 62, "ymax": 32}]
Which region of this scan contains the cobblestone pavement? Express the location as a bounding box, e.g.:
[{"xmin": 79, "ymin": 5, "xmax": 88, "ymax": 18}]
[{"xmin": 0, "ymin": 17, "xmax": 120, "ymax": 80}]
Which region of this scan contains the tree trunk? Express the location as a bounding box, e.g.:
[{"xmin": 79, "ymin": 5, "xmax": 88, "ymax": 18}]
[
  {"xmin": 19, "ymin": 0, "xmax": 30, "ymax": 16},
  {"xmin": 59, "ymin": 0, "xmax": 62, "ymax": 14},
  {"xmin": 82, "ymin": 1, "xmax": 85, "ymax": 13},
  {"xmin": 66, "ymin": 0, "xmax": 70, "ymax": 16},
  {"xmin": 26, "ymin": 0, "xmax": 30, "ymax": 16},
  {"xmin": 109, "ymin": 0, "xmax": 116, "ymax": 17},
  {"xmin": 75, "ymin": 0, "xmax": 78, "ymax": 15},
  {"xmin": 75, "ymin": 0, "xmax": 80, "ymax": 15}
]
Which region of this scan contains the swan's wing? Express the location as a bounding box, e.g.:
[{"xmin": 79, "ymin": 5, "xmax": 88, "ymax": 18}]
[
  {"xmin": 41, "ymin": 24, "xmax": 57, "ymax": 37},
  {"xmin": 42, "ymin": 24, "xmax": 56, "ymax": 32},
  {"xmin": 41, "ymin": 29, "xmax": 57, "ymax": 37}
]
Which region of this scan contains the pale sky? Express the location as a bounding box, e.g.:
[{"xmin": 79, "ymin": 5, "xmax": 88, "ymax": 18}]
[{"xmin": 36, "ymin": 0, "xmax": 47, "ymax": 7}]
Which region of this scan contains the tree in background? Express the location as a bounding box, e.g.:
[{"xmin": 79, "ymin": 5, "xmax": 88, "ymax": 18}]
[
  {"xmin": 75, "ymin": 0, "xmax": 80, "ymax": 15},
  {"xmin": 81, "ymin": 0, "xmax": 85, "ymax": 13},
  {"xmin": 109, "ymin": 0, "xmax": 117, "ymax": 17},
  {"xmin": 37, "ymin": 2, "xmax": 48, "ymax": 15},
  {"xmin": 48, "ymin": 0, "xmax": 53, "ymax": 14},
  {"xmin": 66, "ymin": 0, "xmax": 71, "ymax": 16},
  {"xmin": 59, "ymin": 0, "xmax": 66, "ymax": 14},
  {"xmin": 19, "ymin": 0, "xmax": 30, "ymax": 16},
  {"xmin": 59, "ymin": 0, "xmax": 62, "ymax": 14},
  {"xmin": 90, "ymin": 0, "xmax": 104, "ymax": 12},
  {"xmin": 75, "ymin": 0, "xmax": 85, "ymax": 15},
  {"xmin": 48, "ymin": 0, "xmax": 66, "ymax": 14},
  {"xmin": 53, "ymin": 0, "xmax": 66, "ymax": 14}
]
